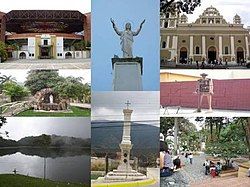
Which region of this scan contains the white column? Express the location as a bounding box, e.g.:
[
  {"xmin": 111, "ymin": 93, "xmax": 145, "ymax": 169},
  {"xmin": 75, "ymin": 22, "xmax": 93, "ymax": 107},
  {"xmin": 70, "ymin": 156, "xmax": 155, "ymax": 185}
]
[
  {"xmin": 219, "ymin": 36, "xmax": 223, "ymax": 58},
  {"xmin": 202, "ymin": 36, "xmax": 206, "ymax": 58},
  {"xmin": 171, "ymin": 36, "xmax": 178, "ymax": 62},
  {"xmin": 118, "ymin": 108, "xmax": 133, "ymax": 171},
  {"xmin": 246, "ymin": 36, "xmax": 249, "ymax": 60},
  {"xmin": 231, "ymin": 36, "xmax": 235, "ymax": 60},
  {"xmin": 121, "ymin": 109, "xmax": 133, "ymax": 145},
  {"xmin": 166, "ymin": 36, "xmax": 170, "ymax": 49},
  {"xmin": 174, "ymin": 36, "xmax": 178, "ymax": 56},
  {"xmin": 189, "ymin": 36, "xmax": 194, "ymax": 57}
]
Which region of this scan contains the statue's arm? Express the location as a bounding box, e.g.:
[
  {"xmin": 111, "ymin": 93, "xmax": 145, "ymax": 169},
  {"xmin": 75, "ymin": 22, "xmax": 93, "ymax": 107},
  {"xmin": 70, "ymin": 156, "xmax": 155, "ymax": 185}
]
[
  {"xmin": 133, "ymin": 19, "xmax": 145, "ymax": 36},
  {"xmin": 110, "ymin": 18, "xmax": 122, "ymax": 36}
]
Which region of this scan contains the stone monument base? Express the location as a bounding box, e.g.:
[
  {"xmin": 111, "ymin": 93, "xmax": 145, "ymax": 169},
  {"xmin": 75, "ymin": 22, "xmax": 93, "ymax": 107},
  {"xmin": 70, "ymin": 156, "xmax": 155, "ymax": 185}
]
[
  {"xmin": 105, "ymin": 169, "xmax": 147, "ymax": 181},
  {"xmin": 112, "ymin": 57, "xmax": 143, "ymax": 91}
]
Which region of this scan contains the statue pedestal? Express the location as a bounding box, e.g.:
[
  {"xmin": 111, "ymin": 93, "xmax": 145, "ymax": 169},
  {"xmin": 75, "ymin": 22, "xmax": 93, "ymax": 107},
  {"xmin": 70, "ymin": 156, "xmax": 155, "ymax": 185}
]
[
  {"xmin": 112, "ymin": 57, "xmax": 143, "ymax": 91},
  {"xmin": 104, "ymin": 169, "xmax": 147, "ymax": 181}
]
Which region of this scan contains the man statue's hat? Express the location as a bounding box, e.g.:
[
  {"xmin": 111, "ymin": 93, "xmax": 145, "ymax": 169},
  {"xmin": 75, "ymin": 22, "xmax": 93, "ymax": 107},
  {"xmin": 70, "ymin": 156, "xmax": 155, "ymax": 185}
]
[{"xmin": 200, "ymin": 73, "xmax": 208, "ymax": 77}]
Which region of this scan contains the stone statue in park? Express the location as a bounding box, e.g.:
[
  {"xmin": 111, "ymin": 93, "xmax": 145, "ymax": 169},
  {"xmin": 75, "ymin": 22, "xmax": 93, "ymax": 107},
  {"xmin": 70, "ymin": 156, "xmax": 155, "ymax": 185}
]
[
  {"xmin": 110, "ymin": 18, "xmax": 145, "ymax": 58},
  {"xmin": 195, "ymin": 73, "xmax": 214, "ymax": 112},
  {"xmin": 49, "ymin": 94, "xmax": 54, "ymax": 104}
]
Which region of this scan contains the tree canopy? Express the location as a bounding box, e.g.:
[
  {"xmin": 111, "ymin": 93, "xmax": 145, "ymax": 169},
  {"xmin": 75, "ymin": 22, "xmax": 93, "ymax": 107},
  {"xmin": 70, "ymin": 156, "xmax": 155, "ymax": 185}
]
[
  {"xmin": 24, "ymin": 70, "xmax": 90, "ymax": 102},
  {"xmin": 3, "ymin": 81, "xmax": 29, "ymax": 102},
  {"xmin": 0, "ymin": 41, "xmax": 7, "ymax": 62}
]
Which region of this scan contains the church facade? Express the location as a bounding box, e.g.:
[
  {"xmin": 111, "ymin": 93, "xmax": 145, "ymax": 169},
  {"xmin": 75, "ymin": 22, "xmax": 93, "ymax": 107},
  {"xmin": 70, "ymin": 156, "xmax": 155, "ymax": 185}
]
[{"xmin": 160, "ymin": 6, "xmax": 250, "ymax": 65}]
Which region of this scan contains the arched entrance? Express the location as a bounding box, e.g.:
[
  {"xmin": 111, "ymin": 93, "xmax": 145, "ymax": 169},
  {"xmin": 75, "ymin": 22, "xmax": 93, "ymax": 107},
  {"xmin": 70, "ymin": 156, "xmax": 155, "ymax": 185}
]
[
  {"xmin": 65, "ymin": 52, "xmax": 73, "ymax": 59},
  {"xmin": 236, "ymin": 47, "xmax": 244, "ymax": 64},
  {"xmin": 179, "ymin": 47, "xmax": 188, "ymax": 64},
  {"xmin": 19, "ymin": 52, "xmax": 26, "ymax": 59},
  {"xmin": 208, "ymin": 46, "xmax": 217, "ymax": 64}
]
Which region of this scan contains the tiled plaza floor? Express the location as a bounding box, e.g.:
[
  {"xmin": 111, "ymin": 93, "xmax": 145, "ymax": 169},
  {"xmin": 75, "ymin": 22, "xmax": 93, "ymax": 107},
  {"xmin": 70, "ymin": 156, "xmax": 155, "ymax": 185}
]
[
  {"xmin": 191, "ymin": 177, "xmax": 250, "ymax": 187},
  {"xmin": 0, "ymin": 58, "xmax": 91, "ymax": 69}
]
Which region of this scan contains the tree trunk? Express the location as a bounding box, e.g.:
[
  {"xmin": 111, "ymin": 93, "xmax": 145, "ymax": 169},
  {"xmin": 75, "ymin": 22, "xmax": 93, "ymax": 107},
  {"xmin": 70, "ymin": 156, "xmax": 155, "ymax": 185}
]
[
  {"xmin": 174, "ymin": 118, "xmax": 179, "ymax": 155},
  {"xmin": 246, "ymin": 118, "xmax": 250, "ymax": 159}
]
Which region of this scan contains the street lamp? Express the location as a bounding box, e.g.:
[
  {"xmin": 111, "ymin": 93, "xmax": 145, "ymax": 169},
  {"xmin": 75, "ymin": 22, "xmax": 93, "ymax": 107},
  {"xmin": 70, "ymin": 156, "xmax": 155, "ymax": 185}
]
[{"xmin": 160, "ymin": 0, "xmax": 201, "ymax": 14}]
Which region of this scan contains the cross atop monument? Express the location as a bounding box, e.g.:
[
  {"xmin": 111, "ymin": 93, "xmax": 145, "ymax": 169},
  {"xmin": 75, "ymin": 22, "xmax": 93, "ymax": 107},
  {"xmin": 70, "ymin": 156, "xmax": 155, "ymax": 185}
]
[{"xmin": 125, "ymin": 100, "xmax": 131, "ymax": 109}]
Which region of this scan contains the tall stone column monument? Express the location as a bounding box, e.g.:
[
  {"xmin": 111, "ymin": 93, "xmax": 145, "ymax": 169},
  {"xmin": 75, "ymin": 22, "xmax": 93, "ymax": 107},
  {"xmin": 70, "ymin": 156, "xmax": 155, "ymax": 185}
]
[
  {"xmin": 110, "ymin": 19, "xmax": 145, "ymax": 91},
  {"xmin": 117, "ymin": 101, "xmax": 133, "ymax": 171},
  {"xmin": 105, "ymin": 101, "xmax": 147, "ymax": 181}
]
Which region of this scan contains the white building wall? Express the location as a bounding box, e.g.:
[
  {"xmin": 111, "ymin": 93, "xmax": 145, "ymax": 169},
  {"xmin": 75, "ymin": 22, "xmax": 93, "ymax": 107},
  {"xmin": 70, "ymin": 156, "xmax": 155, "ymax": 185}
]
[
  {"xmin": 41, "ymin": 34, "xmax": 51, "ymax": 45},
  {"xmin": 28, "ymin": 37, "xmax": 36, "ymax": 59},
  {"xmin": 56, "ymin": 37, "xmax": 64, "ymax": 59}
]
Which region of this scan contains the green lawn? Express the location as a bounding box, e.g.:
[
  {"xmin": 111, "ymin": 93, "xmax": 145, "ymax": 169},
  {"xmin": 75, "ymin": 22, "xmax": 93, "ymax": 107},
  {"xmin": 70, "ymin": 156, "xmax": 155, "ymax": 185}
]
[
  {"xmin": 15, "ymin": 106, "xmax": 90, "ymax": 117},
  {"xmin": 0, "ymin": 174, "xmax": 88, "ymax": 187}
]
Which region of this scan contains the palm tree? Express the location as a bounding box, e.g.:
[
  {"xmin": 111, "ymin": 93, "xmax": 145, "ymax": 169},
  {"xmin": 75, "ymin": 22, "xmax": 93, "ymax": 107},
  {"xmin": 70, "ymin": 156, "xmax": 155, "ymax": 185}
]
[
  {"xmin": 0, "ymin": 74, "xmax": 17, "ymax": 93},
  {"xmin": 82, "ymin": 87, "xmax": 91, "ymax": 104}
]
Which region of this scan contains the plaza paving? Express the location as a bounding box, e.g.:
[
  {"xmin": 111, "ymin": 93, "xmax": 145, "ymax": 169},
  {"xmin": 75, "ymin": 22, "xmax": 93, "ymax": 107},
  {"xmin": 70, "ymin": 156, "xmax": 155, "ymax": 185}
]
[
  {"xmin": 0, "ymin": 58, "xmax": 91, "ymax": 69},
  {"xmin": 161, "ymin": 61, "xmax": 250, "ymax": 69},
  {"xmin": 160, "ymin": 107, "xmax": 250, "ymax": 117},
  {"xmin": 160, "ymin": 153, "xmax": 210, "ymax": 187}
]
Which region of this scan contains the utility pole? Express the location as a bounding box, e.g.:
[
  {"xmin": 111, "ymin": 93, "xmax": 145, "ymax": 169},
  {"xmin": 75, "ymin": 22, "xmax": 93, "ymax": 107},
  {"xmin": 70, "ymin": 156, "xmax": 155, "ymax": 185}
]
[{"xmin": 174, "ymin": 118, "xmax": 179, "ymax": 155}]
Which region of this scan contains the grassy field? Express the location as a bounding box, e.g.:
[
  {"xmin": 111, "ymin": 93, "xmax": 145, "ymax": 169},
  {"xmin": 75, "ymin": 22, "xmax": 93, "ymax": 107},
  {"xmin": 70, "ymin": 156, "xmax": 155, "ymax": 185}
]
[
  {"xmin": 0, "ymin": 174, "xmax": 88, "ymax": 187},
  {"xmin": 15, "ymin": 106, "xmax": 90, "ymax": 117}
]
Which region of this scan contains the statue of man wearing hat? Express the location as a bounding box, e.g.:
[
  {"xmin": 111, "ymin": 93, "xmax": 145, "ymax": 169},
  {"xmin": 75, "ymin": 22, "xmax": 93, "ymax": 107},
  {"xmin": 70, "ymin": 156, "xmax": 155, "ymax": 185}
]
[
  {"xmin": 110, "ymin": 18, "xmax": 145, "ymax": 58},
  {"xmin": 195, "ymin": 73, "xmax": 213, "ymax": 112}
]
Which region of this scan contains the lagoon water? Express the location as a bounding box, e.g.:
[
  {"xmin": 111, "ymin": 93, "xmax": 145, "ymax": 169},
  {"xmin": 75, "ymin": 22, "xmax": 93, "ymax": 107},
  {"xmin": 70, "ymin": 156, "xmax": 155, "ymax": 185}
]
[{"xmin": 0, "ymin": 148, "xmax": 90, "ymax": 185}]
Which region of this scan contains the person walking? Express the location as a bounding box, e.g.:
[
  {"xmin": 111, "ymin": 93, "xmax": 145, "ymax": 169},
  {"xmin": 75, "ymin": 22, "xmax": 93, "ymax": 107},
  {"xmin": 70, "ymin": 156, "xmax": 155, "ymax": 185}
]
[
  {"xmin": 204, "ymin": 160, "xmax": 210, "ymax": 175},
  {"xmin": 189, "ymin": 152, "xmax": 193, "ymax": 164}
]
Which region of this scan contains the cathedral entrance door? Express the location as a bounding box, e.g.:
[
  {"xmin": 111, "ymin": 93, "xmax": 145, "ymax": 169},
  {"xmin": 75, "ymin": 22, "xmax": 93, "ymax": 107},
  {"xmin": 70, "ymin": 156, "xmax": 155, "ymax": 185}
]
[
  {"xmin": 236, "ymin": 47, "xmax": 244, "ymax": 64},
  {"xmin": 179, "ymin": 47, "xmax": 188, "ymax": 64},
  {"xmin": 208, "ymin": 46, "xmax": 217, "ymax": 64}
]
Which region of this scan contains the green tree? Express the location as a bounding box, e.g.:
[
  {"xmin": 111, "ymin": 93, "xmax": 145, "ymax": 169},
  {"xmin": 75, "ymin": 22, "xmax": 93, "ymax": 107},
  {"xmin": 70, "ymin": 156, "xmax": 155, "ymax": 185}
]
[
  {"xmin": 0, "ymin": 41, "xmax": 7, "ymax": 62},
  {"xmin": 54, "ymin": 76, "xmax": 86, "ymax": 101},
  {"xmin": 73, "ymin": 40, "xmax": 86, "ymax": 51},
  {"xmin": 82, "ymin": 84, "xmax": 91, "ymax": 103},
  {"xmin": 3, "ymin": 82, "xmax": 29, "ymax": 102},
  {"xmin": 24, "ymin": 70, "xmax": 63, "ymax": 95},
  {"xmin": 206, "ymin": 119, "xmax": 248, "ymax": 166},
  {"xmin": 0, "ymin": 117, "xmax": 8, "ymax": 138},
  {"xmin": 0, "ymin": 74, "xmax": 17, "ymax": 93}
]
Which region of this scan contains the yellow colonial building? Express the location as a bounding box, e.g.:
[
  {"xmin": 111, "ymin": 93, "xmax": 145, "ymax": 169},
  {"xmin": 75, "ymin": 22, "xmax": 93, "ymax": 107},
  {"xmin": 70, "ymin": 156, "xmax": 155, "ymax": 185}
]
[{"xmin": 160, "ymin": 6, "xmax": 250, "ymax": 65}]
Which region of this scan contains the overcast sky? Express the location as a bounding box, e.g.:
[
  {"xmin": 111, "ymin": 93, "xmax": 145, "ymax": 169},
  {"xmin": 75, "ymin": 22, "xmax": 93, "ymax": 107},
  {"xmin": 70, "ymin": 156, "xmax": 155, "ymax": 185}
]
[
  {"xmin": 187, "ymin": 0, "xmax": 250, "ymax": 26},
  {"xmin": 1, "ymin": 117, "xmax": 90, "ymax": 141},
  {"xmin": 0, "ymin": 0, "xmax": 91, "ymax": 13},
  {"xmin": 0, "ymin": 69, "xmax": 91, "ymax": 84},
  {"xmin": 92, "ymin": 91, "xmax": 160, "ymax": 126}
]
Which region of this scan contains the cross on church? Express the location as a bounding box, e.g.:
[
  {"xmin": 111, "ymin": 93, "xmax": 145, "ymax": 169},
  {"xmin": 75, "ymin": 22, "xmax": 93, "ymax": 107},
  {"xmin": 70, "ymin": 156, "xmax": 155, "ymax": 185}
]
[{"xmin": 125, "ymin": 100, "xmax": 131, "ymax": 109}]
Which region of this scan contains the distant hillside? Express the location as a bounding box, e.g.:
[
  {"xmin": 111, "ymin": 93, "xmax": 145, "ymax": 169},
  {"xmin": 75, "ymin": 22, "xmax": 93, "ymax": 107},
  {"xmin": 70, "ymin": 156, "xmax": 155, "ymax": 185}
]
[
  {"xmin": 91, "ymin": 121, "xmax": 159, "ymax": 156},
  {"xmin": 0, "ymin": 134, "xmax": 90, "ymax": 148},
  {"xmin": 0, "ymin": 137, "xmax": 18, "ymax": 147}
]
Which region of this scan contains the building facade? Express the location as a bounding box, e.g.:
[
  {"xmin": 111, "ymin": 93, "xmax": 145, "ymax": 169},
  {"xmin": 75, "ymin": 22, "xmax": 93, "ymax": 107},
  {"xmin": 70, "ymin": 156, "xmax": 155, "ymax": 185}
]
[
  {"xmin": 160, "ymin": 6, "xmax": 250, "ymax": 64},
  {"xmin": 0, "ymin": 10, "xmax": 91, "ymax": 60}
]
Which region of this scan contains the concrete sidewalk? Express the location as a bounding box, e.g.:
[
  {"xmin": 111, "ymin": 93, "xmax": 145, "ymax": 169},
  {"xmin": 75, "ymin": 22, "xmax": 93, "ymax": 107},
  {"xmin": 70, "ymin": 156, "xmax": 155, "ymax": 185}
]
[
  {"xmin": 0, "ymin": 58, "xmax": 91, "ymax": 69},
  {"xmin": 70, "ymin": 103, "xmax": 91, "ymax": 109},
  {"xmin": 160, "ymin": 107, "xmax": 250, "ymax": 117}
]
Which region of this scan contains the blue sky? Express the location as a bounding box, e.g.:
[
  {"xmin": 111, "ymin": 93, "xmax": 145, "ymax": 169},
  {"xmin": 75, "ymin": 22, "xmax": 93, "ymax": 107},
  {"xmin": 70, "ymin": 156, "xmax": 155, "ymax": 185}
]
[
  {"xmin": 188, "ymin": 0, "xmax": 250, "ymax": 27},
  {"xmin": 91, "ymin": 0, "xmax": 160, "ymax": 91}
]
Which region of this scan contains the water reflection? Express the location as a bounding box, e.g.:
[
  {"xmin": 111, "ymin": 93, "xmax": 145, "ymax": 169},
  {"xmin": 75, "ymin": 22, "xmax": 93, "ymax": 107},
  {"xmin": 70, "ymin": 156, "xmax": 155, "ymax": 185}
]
[{"xmin": 0, "ymin": 148, "xmax": 90, "ymax": 184}]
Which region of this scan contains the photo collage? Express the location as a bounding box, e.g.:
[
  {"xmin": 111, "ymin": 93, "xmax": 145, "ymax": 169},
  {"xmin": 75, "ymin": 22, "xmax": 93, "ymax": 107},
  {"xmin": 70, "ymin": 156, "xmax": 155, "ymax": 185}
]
[{"xmin": 0, "ymin": 0, "xmax": 250, "ymax": 187}]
